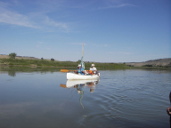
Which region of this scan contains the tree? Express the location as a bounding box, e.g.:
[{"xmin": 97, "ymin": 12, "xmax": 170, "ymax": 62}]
[
  {"xmin": 51, "ymin": 58, "xmax": 55, "ymax": 61},
  {"xmin": 9, "ymin": 53, "xmax": 17, "ymax": 59},
  {"xmin": 77, "ymin": 60, "xmax": 81, "ymax": 63}
]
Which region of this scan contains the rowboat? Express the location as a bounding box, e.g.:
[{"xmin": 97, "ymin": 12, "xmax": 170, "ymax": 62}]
[
  {"xmin": 67, "ymin": 72, "xmax": 100, "ymax": 80},
  {"xmin": 62, "ymin": 44, "xmax": 100, "ymax": 80}
]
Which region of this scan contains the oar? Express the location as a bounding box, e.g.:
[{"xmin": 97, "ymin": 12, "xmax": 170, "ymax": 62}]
[
  {"xmin": 60, "ymin": 69, "xmax": 92, "ymax": 74},
  {"xmin": 60, "ymin": 84, "xmax": 67, "ymax": 88},
  {"xmin": 60, "ymin": 69, "xmax": 76, "ymax": 72}
]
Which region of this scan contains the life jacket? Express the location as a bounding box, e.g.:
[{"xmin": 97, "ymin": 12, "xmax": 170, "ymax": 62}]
[
  {"xmin": 78, "ymin": 67, "xmax": 85, "ymax": 75},
  {"xmin": 87, "ymin": 70, "xmax": 93, "ymax": 75}
]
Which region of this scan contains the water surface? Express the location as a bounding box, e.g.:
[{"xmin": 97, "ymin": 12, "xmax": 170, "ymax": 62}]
[{"xmin": 0, "ymin": 70, "xmax": 171, "ymax": 128}]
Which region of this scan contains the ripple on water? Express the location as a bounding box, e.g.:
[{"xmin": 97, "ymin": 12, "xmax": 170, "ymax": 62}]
[{"xmin": 81, "ymin": 70, "xmax": 171, "ymax": 128}]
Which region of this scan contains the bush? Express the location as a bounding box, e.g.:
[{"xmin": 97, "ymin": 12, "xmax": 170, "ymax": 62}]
[
  {"xmin": 9, "ymin": 53, "xmax": 17, "ymax": 59},
  {"xmin": 51, "ymin": 58, "xmax": 55, "ymax": 61}
]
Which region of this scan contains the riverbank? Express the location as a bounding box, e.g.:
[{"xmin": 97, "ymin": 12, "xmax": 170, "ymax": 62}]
[
  {"xmin": 0, "ymin": 55, "xmax": 170, "ymax": 71},
  {"xmin": 0, "ymin": 58, "xmax": 129, "ymax": 70}
]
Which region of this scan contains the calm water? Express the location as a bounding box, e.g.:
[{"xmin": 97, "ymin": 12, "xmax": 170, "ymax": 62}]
[{"xmin": 0, "ymin": 70, "xmax": 171, "ymax": 128}]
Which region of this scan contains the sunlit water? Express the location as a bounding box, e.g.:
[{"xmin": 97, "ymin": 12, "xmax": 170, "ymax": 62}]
[{"xmin": 0, "ymin": 70, "xmax": 171, "ymax": 128}]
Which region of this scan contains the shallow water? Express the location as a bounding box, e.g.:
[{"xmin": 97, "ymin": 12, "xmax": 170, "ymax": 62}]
[{"xmin": 0, "ymin": 69, "xmax": 171, "ymax": 128}]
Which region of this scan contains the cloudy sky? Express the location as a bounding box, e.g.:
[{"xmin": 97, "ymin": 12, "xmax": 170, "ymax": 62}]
[{"xmin": 0, "ymin": 0, "xmax": 170, "ymax": 62}]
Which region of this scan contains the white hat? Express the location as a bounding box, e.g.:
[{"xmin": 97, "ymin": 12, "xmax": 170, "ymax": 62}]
[
  {"xmin": 78, "ymin": 64, "xmax": 81, "ymax": 67},
  {"xmin": 91, "ymin": 64, "xmax": 95, "ymax": 67}
]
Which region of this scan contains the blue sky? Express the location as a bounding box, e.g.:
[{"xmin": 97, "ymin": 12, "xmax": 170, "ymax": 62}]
[{"xmin": 0, "ymin": 0, "xmax": 170, "ymax": 62}]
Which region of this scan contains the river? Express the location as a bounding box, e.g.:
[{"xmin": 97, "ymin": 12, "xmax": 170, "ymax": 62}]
[{"xmin": 0, "ymin": 69, "xmax": 170, "ymax": 128}]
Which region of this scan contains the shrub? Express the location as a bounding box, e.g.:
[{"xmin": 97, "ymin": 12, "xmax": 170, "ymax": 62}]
[
  {"xmin": 9, "ymin": 53, "xmax": 17, "ymax": 59},
  {"xmin": 51, "ymin": 58, "xmax": 55, "ymax": 61}
]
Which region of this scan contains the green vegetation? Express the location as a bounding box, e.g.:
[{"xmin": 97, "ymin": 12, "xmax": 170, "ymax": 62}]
[
  {"xmin": 85, "ymin": 62, "xmax": 128, "ymax": 70},
  {"xmin": 9, "ymin": 53, "xmax": 17, "ymax": 59},
  {"xmin": 1, "ymin": 58, "xmax": 170, "ymax": 72},
  {"xmin": 0, "ymin": 58, "xmax": 129, "ymax": 70}
]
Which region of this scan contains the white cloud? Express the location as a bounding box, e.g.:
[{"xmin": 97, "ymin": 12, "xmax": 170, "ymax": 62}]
[
  {"xmin": 0, "ymin": 4, "xmax": 38, "ymax": 28},
  {"xmin": 0, "ymin": 1, "xmax": 37, "ymax": 28},
  {"xmin": 0, "ymin": 1, "xmax": 69, "ymax": 32}
]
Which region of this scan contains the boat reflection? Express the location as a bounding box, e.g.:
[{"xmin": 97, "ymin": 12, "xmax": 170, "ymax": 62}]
[
  {"xmin": 60, "ymin": 79, "xmax": 99, "ymax": 92},
  {"xmin": 60, "ymin": 79, "xmax": 99, "ymax": 109}
]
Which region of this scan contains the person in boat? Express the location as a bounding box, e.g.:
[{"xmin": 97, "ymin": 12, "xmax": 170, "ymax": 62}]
[
  {"xmin": 89, "ymin": 64, "xmax": 98, "ymax": 74},
  {"xmin": 76, "ymin": 64, "xmax": 88, "ymax": 75}
]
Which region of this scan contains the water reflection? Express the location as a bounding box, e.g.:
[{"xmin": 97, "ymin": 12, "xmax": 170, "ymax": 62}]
[
  {"xmin": 60, "ymin": 79, "xmax": 99, "ymax": 109},
  {"xmin": 0, "ymin": 69, "xmax": 60, "ymax": 77},
  {"xmin": 8, "ymin": 70, "xmax": 16, "ymax": 77},
  {"xmin": 60, "ymin": 79, "xmax": 99, "ymax": 89}
]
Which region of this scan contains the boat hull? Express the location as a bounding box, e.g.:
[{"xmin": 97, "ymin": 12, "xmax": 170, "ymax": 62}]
[{"xmin": 67, "ymin": 73, "xmax": 100, "ymax": 80}]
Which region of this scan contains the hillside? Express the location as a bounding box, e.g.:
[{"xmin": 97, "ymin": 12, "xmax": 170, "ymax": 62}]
[{"xmin": 126, "ymin": 58, "xmax": 171, "ymax": 67}]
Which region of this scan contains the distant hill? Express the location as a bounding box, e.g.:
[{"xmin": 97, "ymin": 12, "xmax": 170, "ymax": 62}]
[
  {"xmin": 0, "ymin": 54, "xmax": 39, "ymax": 60},
  {"xmin": 126, "ymin": 58, "xmax": 171, "ymax": 67}
]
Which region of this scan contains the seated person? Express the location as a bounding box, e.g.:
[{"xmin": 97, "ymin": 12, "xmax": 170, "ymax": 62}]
[
  {"xmin": 77, "ymin": 64, "xmax": 88, "ymax": 75},
  {"xmin": 89, "ymin": 64, "xmax": 97, "ymax": 74}
]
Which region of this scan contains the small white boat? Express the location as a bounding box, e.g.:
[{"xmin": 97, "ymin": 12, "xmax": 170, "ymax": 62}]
[
  {"xmin": 67, "ymin": 72, "xmax": 100, "ymax": 80},
  {"xmin": 65, "ymin": 44, "xmax": 100, "ymax": 80}
]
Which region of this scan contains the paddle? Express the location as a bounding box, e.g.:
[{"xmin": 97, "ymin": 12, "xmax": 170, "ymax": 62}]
[
  {"xmin": 60, "ymin": 84, "xmax": 67, "ymax": 88},
  {"xmin": 60, "ymin": 69, "xmax": 76, "ymax": 72}
]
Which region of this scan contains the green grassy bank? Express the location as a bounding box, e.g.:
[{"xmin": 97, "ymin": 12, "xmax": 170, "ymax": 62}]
[{"xmin": 0, "ymin": 58, "xmax": 129, "ymax": 71}]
